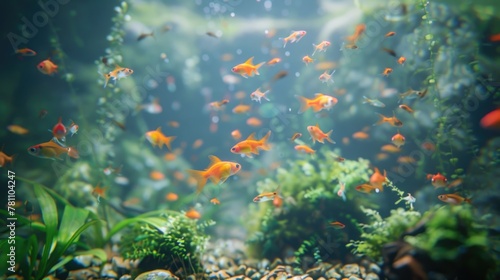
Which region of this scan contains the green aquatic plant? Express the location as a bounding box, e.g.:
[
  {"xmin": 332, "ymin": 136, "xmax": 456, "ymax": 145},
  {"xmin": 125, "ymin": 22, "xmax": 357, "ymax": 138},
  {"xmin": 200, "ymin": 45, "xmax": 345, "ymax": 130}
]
[
  {"xmin": 118, "ymin": 211, "xmax": 214, "ymax": 276},
  {"xmin": 245, "ymin": 148, "xmax": 372, "ymax": 266},
  {"xmin": 0, "ymin": 180, "xmax": 105, "ymax": 280},
  {"xmin": 347, "ymin": 207, "xmax": 422, "ymax": 262}
]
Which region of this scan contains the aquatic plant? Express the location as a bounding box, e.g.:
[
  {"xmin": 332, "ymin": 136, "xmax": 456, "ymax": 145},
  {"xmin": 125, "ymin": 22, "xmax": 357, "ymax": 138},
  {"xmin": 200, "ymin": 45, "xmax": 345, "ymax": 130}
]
[
  {"xmin": 347, "ymin": 207, "xmax": 422, "ymax": 263},
  {"xmin": 118, "ymin": 210, "xmax": 214, "ymax": 276},
  {"xmin": 245, "ymin": 148, "xmax": 372, "ymax": 268},
  {"xmin": 0, "ymin": 180, "xmax": 105, "ymax": 280}
]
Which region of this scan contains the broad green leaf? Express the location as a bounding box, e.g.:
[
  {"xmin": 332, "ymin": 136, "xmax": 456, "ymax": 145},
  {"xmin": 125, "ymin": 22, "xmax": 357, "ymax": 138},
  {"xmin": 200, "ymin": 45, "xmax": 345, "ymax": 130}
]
[{"xmin": 57, "ymin": 206, "xmax": 89, "ymax": 244}]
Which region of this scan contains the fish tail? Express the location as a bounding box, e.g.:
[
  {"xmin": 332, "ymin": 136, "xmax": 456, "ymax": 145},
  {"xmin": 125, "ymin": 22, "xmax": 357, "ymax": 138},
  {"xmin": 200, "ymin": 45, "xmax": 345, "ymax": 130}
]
[
  {"xmin": 163, "ymin": 136, "xmax": 176, "ymax": 151},
  {"xmin": 362, "ymin": 96, "xmax": 369, "ymax": 104},
  {"xmin": 254, "ymin": 62, "xmax": 265, "ymax": 75},
  {"xmin": 67, "ymin": 147, "xmax": 79, "ymax": 159},
  {"xmin": 260, "ymin": 131, "xmax": 272, "ymax": 150},
  {"xmin": 295, "ymin": 95, "xmax": 310, "ymax": 113},
  {"xmin": 374, "ymin": 113, "xmax": 385, "ymax": 126},
  {"xmin": 325, "ymin": 130, "xmax": 336, "ymax": 144},
  {"xmin": 188, "ymin": 170, "xmax": 207, "ymax": 194}
]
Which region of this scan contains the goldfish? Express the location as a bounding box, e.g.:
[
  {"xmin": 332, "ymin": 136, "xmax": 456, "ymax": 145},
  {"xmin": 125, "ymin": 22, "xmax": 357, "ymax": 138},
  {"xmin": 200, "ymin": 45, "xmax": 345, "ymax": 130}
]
[
  {"xmin": 312, "ymin": 41, "xmax": 331, "ymax": 56},
  {"xmin": 385, "ymin": 31, "xmax": 396, "ymax": 37},
  {"xmin": 15, "ymin": 48, "xmax": 37, "ymax": 56},
  {"xmin": 231, "ymin": 131, "xmax": 271, "ymax": 158},
  {"xmin": 68, "ymin": 120, "xmax": 79, "ymax": 137},
  {"xmin": 267, "ymin": 57, "xmax": 281, "ymax": 65},
  {"xmin": 231, "ymin": 57, "xmax": 265, "ymax": 78},
  {"xmin": 296, "ymin": 93, "xmax": 338, "ymax": 113},
  {"xmin": 307, "ymin": 124, "xmax": 335, "ymax": 144},
  {"xmin": 210, "ymin": 198, "xmax": 221, "ymax": 205},
  {"xmin": 329, "ymin": 221, "xmax": 345, "ymax": 229},
  {"xmin": 122, "ymin": 197, "xmax": 141, "ymax": 207},
  {"xmin": 382, "ymin": 68, "xmax": 393, "ymax": 76},
  {"xmin": 480, "ymin": 109, "xmax": 500, "ymax": 130},
  {"xmin": 137, "ymin": 31, "xmax": 155, "ymax": 41},
  {"xmin": 337, "ymin": 182, "xmax": 346, "ymax": 201},
  {"xmin": 246, "ymin": 117, "xmax": 262, "ymax": 127},
  {"xmin": 206, "ymin": 31, "xmax": 219, "ymax": 38},
  {"xmin": 391, "ymin": 131, "xmax": 405, "ymax": 147},
  {"xmin": 427, "ymin": 173, "xmax": 447, "ymax": 188},
  {"xmin": 51, "ymin": 117, "xmax": 67, "ymax": 143},
  {"xmin": 250, "ymin": 88, "xmax": 270, "ymax": 103},
  {"xmin": 403, "ymin": 193, "xmax": 416, "ymax": 209},
  {"xmin": 345, "ymin": 24, "xmax": 366, "ymax": 43},
  {"xmin": 382, "ymin": 47, "xmax": 397, "ymax": 57},
  {"xmin": 92, "ymin": 184, "xmax": 108, "ymax": 199},
  {"xmin": 136, "ymin": 98, "xmax": 162, "ymax": 114},
  {"xmin": 355, "ymin": 184, "xmax": 380, "ymax": 194},
  {"xmin": 149, "ymin": 170, "xmax": 165, "ymax": 181},
  {"xmin": 185, "ymin": 208, "xmax": 201, "ymax": 219},
  {"xmin": 370, "ymin": 167, "xmax": 387, "ymax": 191},
  {"xmin": 290, "ymin": 132, "xmax": 302, "ymax": 142},
  {"xmin": 302, "ymin": 55, "xmax": 314, "ymax": 65},
  {"xmin": 294, "ymin": 145, "xmax": 315, "ymax": 154},
  {"xmin": 398, "ymin": 104, "xmax": 414, "ymax": 114},
  {"xmin": 187, "ymin": 155, "xmax": 241, "ymax": 193},
  {"xmin": 7, "ymin": 125, "xmax": 29, "ymax": 135},
  {"xmin": 319, "ymin": 69, "xmax": 336, "ymax": 84},
  {"xmin": 145, "ymin": 127, "xmax": 176, "ymax": 150},
  {"xmin": 167, "ymin": 121, "xmax": 180, "ymax": 128},
  {"xmin": 421, "ymin": 141, "xmax": 436, "ymax": 151},
  {"xmin": 397, "ymin": 156, "xmax": 416, "ymax": 164},
  {"xmin": 381, "ymin": 144, "xmax": 401, "ymax": 153},
  {"xmin": 438, "ymin": 194, "xmax": 471, "ymax": 205},
  {"xmin": 352, "ymin": 131, "xmax": 369, "ymax": 140},
  {"xmin": 27, "ymin": 139, "xmax": 79, "ymax": 160},
  {"xmin": 37, "ymin": 59, "xmax": 58, "ymax": 75},
  {"xmin": 397, "ymin": 56, "xmax": 406, "ymax": 65},
  {"xmin": 362, "ymin": 96, "xmax": 386, "ymax": 108},
  {"xmin": 374, "ymin": 113, "xmax": 403, "ymax": 127},
  {"xmin": 335, "ymin": 156, "xmax": 345, "ymax": 162},
  {"xmin": 165, "ymin": 192, "xmax": 178, "ymax": 201},
  {"xmin": 281, "ymin": 30, "xmax": 307, "ymax": 47},
  {"xmin": 101, "ymin": 64, "xmax": 134, "ymax": 88},
  {"xmin": 232, "ymin": 104, "xmax": 251, "ymax": 114},
  {"xmin": 231, "ymin": 129, "xmax": 242, "ymax": 140},
  {"xmin": 0, "ymin": 151, "xmax": 15, "ymax": 167},
  {"xmin": 376, "ymin": 153, "xmax": 389, "ymax": 161},
  {"xmin": 209, "ymin": 99, "xmax": 229, "ymax": 111},
  {"xmin": 253, "ymin": 186, "xmax": 281, "ymax": 202},
  {"xmin": 192, "ymin": 139, "xmax": 203, "ymax": 149}
]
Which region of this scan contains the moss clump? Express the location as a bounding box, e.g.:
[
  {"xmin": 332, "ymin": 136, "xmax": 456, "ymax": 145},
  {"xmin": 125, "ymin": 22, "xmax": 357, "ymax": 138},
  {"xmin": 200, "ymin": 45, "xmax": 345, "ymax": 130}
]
[
  {"xmin": 245, "ymin": 148, "xmax": 372, "ymax": 267},
  {"xmin": 347, "ymin": 207, "xmax": 422, "ymax": 263},
  {"xmin": 119, "ymin": 213, "xmax": 213, "ymax": 275}
]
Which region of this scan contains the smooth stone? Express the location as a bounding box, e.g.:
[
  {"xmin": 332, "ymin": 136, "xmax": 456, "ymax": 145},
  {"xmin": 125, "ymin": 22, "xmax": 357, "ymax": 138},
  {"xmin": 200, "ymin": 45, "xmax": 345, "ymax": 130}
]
[
  {"xmin": 235, "ymin": 264, "xmax": 247, "ymax": 275},
  {"xmin": 73, "ymin": 255, "xmax": 94, "ymax": 268},
  {"xmin": 270, "ymin": 257, "xmax": 283, "ymax": 269},
  {"xmin": 111, "ymin": 256, "xmax": 131, "ymax": 274},
  {"xmin": 135, "ymin": 269, "xmax": 179, "ymax": 280},
  {"xmin": 229, "ymin": 276, "xmax": 248, "ymax": 280},
  {"xmin": 365, "ymin": 272, "xmax": 380, "ymax": 280},
  {"xmin": 67, "ymin": 268, "xmax": 99, "ymax": 280},
  {"xmin": 101, "ymin": 263, "xmax": 118, "ymax": 278},
  {"xmin": 368, "ymin": 263, "xmax": 381, "ymax": 274},
  {"xmin": 218, "ymin": 256, "xmax": 236, "ymax": 269},
  {"xmin": 216, "ymin": 270, "xmax": 232, "ymax": 279},
  {"xmin": 348, "ymin": 276, "xmax": 363, "ymax": 280},
  {"xmin": 119, "ymin": 275, "xmax": 132, "ymax": 280},
  {"xmin": 205, "ymin": 264, "xmax": 220, "ymax": 273},
  {"xmin": 245, "ymin": 266, "xmax": 257, "ymax": 277},
  {"xmin": 258, "ymin": 259, "xmax": 270, "ymax": 271},
  {"xmin": 325, "ymin": 266, "xmax": 342, "ymax": 279},
  {"xmin": 250, "ymin": 272, "xmax": 262, "ymax": 280},
  {"xmin": 341, "ymin": 263, "xmax": 360, "ymax": 277}
]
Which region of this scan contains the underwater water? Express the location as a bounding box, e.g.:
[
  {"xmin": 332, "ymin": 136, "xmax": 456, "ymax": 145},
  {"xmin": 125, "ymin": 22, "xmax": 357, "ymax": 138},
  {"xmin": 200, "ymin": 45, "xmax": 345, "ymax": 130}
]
[{"xmin": 1, "ymin": 0, "xmax": 500, "ymax": 279}]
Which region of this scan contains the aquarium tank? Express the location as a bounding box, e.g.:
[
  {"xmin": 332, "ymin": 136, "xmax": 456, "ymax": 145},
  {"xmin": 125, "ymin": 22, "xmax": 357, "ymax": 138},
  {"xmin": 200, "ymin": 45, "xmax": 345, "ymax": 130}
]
[{"xmin": 1, "ymin": 0, "xmax": 500, "ymax": 279}]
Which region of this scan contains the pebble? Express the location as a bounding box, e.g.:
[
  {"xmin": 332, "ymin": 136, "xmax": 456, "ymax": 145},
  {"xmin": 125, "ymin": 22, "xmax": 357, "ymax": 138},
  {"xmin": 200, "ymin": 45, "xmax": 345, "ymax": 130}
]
[
  {"xmin": 119, "ymin": 275, "xmax": 132, "ymax": 280},
  {"xmin": 365, "ymin": 272, "xmax": 380, "ymax": 280},
  {"xmin": 306, "ymin": 265, "xmax": 325, "ymax": 278},
  {"xmin": 135, "ymin": 269, "xmax": 179, "ymax": 280},
  {"xmin": 67, "ymin": 268, "xmax": 99, "ymax": 280},
  {"xmin": 325, "ymin": 266, "xmax": 342, "ymax": 279},
  {"xmin": 101, "ymin": 263, "xmax": 118, "ymax": 279},
  {"xmin": 341, "ymin": 263, "xmax": 360, "ymax": 277}
]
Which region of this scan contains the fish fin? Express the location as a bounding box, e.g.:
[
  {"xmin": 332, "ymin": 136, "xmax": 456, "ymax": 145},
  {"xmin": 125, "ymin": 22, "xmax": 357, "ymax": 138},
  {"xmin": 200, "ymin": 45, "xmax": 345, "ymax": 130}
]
[
  {"xmin": 254, "ymin": 62, "xmax": 265, "ymax": 75},
  {"xmin": 259, "ymin": 131, "xmax": 272, "ymax": 150},
  {"xmin": 163, "ymin": 136, "xmax": 176, "ymax": 151},
  {"xmin": 295, "ymin": 95, "xmax": 310, "ymax": 113},
  {"xmin": 325, "ymin": 130, "xmax": 336, "ymax": 144},
  {"xmin": 187, "ymin": 170, "xmax": 208, "ymax": 194},
  {"xmin": 208, "ymin": 155, "xmax": 222, "ymax": 166},
  {"xmin": 156, "ymin": 127, "xmax": 162, "ymax": 132},
  {"xmin": 67, "ymin": 147, "xmax": 79, "ymax": 159},
  {"xmin": 246, "ymin": 133, "xmax": 256, "ymax": 140},
  {"xmin": 374, "ymin": 113, "xmax": 385, "ymax": 126},
  {"xmin": 362, "ymin": 96, "xmax": 370, "ymax": 103},
  {"xmin": 244, "ymin": 57, "xmax": 254, "ymax": 65}
]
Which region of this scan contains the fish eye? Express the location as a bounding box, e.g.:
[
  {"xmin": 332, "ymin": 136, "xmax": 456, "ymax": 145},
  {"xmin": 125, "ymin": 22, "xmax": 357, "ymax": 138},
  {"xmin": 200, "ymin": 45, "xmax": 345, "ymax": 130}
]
[
  {"xmin": 38, "ymin": 65, "xmax": 43, "ymax": 69},
  {"xmin": 231, "ymin": 147, "xmax": 236, "ymax": 151},
  {"xmin": 236, "ymin": 164, "xmax": 240, "ymax": 169},
  {"xmin": 29, "ymin": 147, "xmax": 37, "ymax": 153}
]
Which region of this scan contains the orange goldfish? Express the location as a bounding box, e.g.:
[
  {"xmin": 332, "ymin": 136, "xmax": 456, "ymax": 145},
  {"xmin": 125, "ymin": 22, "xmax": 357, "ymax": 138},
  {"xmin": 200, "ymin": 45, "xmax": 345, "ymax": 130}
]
[
  {"xmin": 447, "ymin": 178, "xmax": 463, "ymax": 188},
  {"xmin": 27, "ymin": 139, "xmax": 79, "ymax": 160},
  {"xmin": 329, "ymin": 221, "xmax": 345, "ymax": 229},
  {"xmin": 137, "ymin": 31, "xmax": 155, "ymax": 41},
  {"xmin": 209, "ymin": 99, "xmax": 229, "ymax": 111},
  {"xmin": 382, "ymin": 68, "xmax": 393, "ymax": 76},
  {"xmin": 231, "ymin": 129, "xmax": 242, "ymax": 140},
  {"xmin": 427, "ymin": 173, "xmax": 447, "ymax": 188},
  {"xmin": 294, "ymin": 144, "xmax": 315, "ymax": 154},
  {"xmin": 267, "ymin": 57, "xmax": 281, "ymax": 65},
  {"xmin": 7, "ymin": 125, "xmax": 29, "ymax": 135},
  {"xmin": 149, "ymin": 170, "xmax": 165, "ymax": 181},
  {"xmin": 307, "ymin": 124, "xmax": 335, "ymax": 144},
  {"xmin": 253, "ymin": 186, "xmax": 281, "ymax": 202},
  {"xmin": 165, "ymin": 192, "xmax": 178, "ymax": 201},
  {"xmin": 273, "ymin": 195, "xmax": 283, "ymax": 208},
  {"xmin": 302, "ymin": 55, "xmax": 314, "ymax": 65},
  {"xmin": 0, "ymin": 151, "xmax": 15, "ymax": 167},
  {"xmin": 374, "ymin": 113, "xmax": 403, "ymax": 127},
  {"xmin": 92, "ymin": 184, "xmax": 108, "ymax": 199},
  {"xmin": 185, "ymin": 208, "xmax": 201, "ymax": 219},
  {"xmin": 250, "ymin": 88, "xmax": 270, "ymax": 103},
  {"xmin": 312, "ymin": 40, "xmax": 331, "ymax": 56},
  {"xmin": 192, "ymin": 139, "xmax": 203, "ymax": 149},
  {"xmin": 231, "ymin": 131, "xmax": 271, "ymax": 158},
  {"xmin": 290, "ymin": 132, "xmax": 302, "ymax": 142},
  {"xmin": 136, "ymin": 98, "xmax": 162, "ymax": 114},
  {"xmin": 346, "ymin": 24, "xmax": 366, "ymax": 43},
  {"xmin": 370, "ymin": 167, "xmax": 387, "ymax": 191},
  {"xmin": 210, "ymin": 198, "xmax": 221, "ymax": 205},
  {"xmin": 438, "ymin": 194, "xmax": 471, "ymax": 205},
  {"xmin": 37, "ymin": 59, "xmax": 58, "ymax": 75},
  {"xmin": 232, "ymin": 104, "xmax": 251, "ymax": 114},
  {"xmin": 281, "ymin": 30, "xmax": 307, "ymax": 47},
  {"xmin": 397, "ymin": 156, "xmax": 416, "ymax": 164},
  {"xmin": 398, "ymin": 104, "xmax": 414, "ymax": 114},
  {"xmin": 296, "ymin": 93, "xmax": 338, "ymax": 113},
  {"xmin": 231, "ymin": 57, "xmax": 265, "ymax": 78},
  {"xmin": 480, "ymin": 109, "xmax": 500, "ymax": 130},
  {"xmin": 355, "ymin": 184, "xmax": 380, "ymax": 194},
  {"xmin": 145, "ymin": 127, "xmax": 176, "ymax": 150},
  {"xmin": 319, "ymin": 69, "xmax": 336, "ymax": 84},
  {"xmin": 381, "ymin": 144, "xmax": 401, "ymax": 153},
  {"xmin": 101, "ymin": 65, "xmax": 134, "ymax": 88},
  {"xmin": 335, "ymin": 156, "xmax": 345, "ymax": 162},
  {"xmin": 246, "ymin": 117, "xmax": 262, "ymax": 127},
  {"xmin": 51, "ymin": 117, "xmax": 67, "ymax": 142},
  {"xmin": 385, "ymin": 31, "xmax": 396, "ymax": 37},
  {"xmin": 352, "ymin": 131, "xmax": 369, "ymax": 140},
  {"xmin": 421, "ymin": 141, "xmax": 436, "ymax": 151},
  {"xmin": 187, "ymin": 155, "xmax": 241, "ymax": 193},
  {"xmin": 15, "ymin": 48, "xmax": 36, "ymax": 56},
  {"xmin": 398, "ymin": 56, "xmax": 406, "ymax": 65},
  {"xmin": 391, "ymin": 131, "xmax": 405, "ymax": 147}
]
